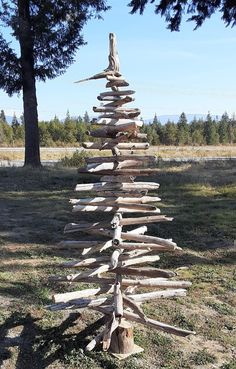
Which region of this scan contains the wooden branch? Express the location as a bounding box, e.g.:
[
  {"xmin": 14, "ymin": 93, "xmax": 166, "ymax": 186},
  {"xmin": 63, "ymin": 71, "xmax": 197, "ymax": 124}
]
[
  {"xmin": 120, "ymin": 232, "xmax": 178, "ymax": 249},
  {"xmin": 102, "ymin": 97, "xmax": 135, "ymax": 108},
  {"xmin": 123, "ymin": 279, "xmax": 192, "ymax": 289},
  {"xmin": 86, "ymin": 155, "xmax": 156, "ymax": 164},
  {"xmin": 69, "ymin": 196, "xmax": 159, "ymax": 206},
  {"xmin": 75, "ymin": 70, "xmax": 121, "ymax": 84},
  {"xmin": 123, "ymin": 310, "xmax": 195, "ymax": 337},
  {"xmin": 114, "ymin": 281, "xmax": 123, "ymax": 317},
  {"xmin": 74, "ymin": 182, "xmax": 159, "ymax": 192},
  {"xmin": 86, "ymin": 160, "xmax": 143, "ymax": 172},
  {"xmin": 129, "ymin": 289, "xmax": 187, "ymax": 302},
  {"xmin": 88, "ymin": 122, "xmax": 139, "ymax": 139},
  {"xmin": 106, "ymin": 80, "xmax": 129, "ymax": 88},
  {"xmin": 110, "ymin": 249, "xmax": 122, "ymax": 268},
  {"xmin": 85, "ymin": 330, "xmax": 104, "ymax": 352},
  {"xmin": 99, "ymin": 90, "xmax": 135, "ymax": 98},
  {"xmin": 72, "ymin": 204, "xmax": 160, "ymax": 213},
  {"xmin": 53, "ymin": 286, "xmax": 114, "ymax": 303},
  {"xmin": 48, "ymin": 296, "xmax": 109, "ymax": 311},
  {"xmin": 93, "ymin": 107, "xmax": 140, "ymax": 114},
  {"xmin": 117, "ymin": 242, "xmax": 180, "ymax": 251},
  {"xmin": 103, "ymin": 314, "xmax": 119, "ymax": 351},
  {"xmin": 82, "ymin": 142, "xmax": 149, "ymax": 150},
  {"xmin": 123, "ymin": 295, "xmax": 147, "ymax": 321},
  {"xmin": 78, "ymin": 168, "xmax": 160, "ymax": 176},
  {"xmin": 97, "ymin": 112, "xmax": 141, "ymax": 120},
  {"xmin": 113, "ymin": 267, "xmax": 176, "ymax": 278},
  {"xmin": 113, "ymin": 225, "xmax": 122, "ymax": 246},
  {"xmin": 100, "ymin": 175, "xmax": 135, "ymax": 182},
  {"xmin": 120, "ymin": 215, "xmax": 173, "ymax": 226}
]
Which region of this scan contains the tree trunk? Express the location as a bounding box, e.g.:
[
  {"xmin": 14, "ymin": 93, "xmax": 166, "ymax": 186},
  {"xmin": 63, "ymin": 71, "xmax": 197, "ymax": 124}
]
[{"xmin": 18, "ymin": 0, "xmax": 41, "ymax": 167}]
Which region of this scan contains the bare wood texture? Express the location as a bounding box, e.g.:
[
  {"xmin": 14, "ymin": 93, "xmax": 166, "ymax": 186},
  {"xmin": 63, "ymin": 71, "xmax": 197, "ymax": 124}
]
[
  {"xmin": 86, "ymin": 160, "xmax": 143, "ymax": 172},
  {"xmin": 120, "ymin": 215, "xmax": 173, "ymax": 226},
  {"xmin": 103, "ymin": 314, "xmax": 119, "ymax": 351},
  {"xmin": 100, "ymin": 176, "xmax": 135, "ymax": 183},
  {"xmin": 110, "ymin": 319, "xmax": 134, "ymax": 355},
  {"xmin": 69, "ymin": 196, "xmax": 160, "ymax": 206},
  {"xmin": 114, "ymin": 267, "xmax": 176, "ymax": 278},
  {"xmin": 75, "ymin": 182, "xmax": 159, "ymax": 192},
  {"xmin": 86, "ymin": 155, "xmax": 156, "ymax": 164},
  {"xmin": 106, "ymin": 80, "xmax": 129, "ymax": 88},
  {"xmin": 102, "ymin": 97, "xmax": 135, "ymax": 108},
  {"xmin": 88, "ymin": 122, "xmax": 139, "ymax": 138},
  {"xmin": 53, "ymin": 286, "xmax": 114, "ymax": 303},
  {"xmin": 72, "ymin": 204, "xmax": 160, "ymax": 213},
  {"xmin": 117, "ymin": 242, "xmax": 180, "ymax": 251},
  {"xmin": 93, "ymin": 107, "xmax": 140, "ymax": 114},
  {"xmin": 82, "ymin": 142, "xmax": 149, "ymax": 150},
  {"xmin": 75, "ymin": 70, "xmax": 121, "ymax": 84},
  {"xmin": 98, "ymin": 112, "xmax": 141, "ymax": 120},
  {"xmin": 120, "ymin": 233, "xmax": 177, "ymax": 248},
  {"xmin": 114, "ymin": 282, "xmax": 123, "ymax": 317},
  {"xmin": 99, "ymin": 90, "xmax": 135, "ymax": 98},
  {"xmin": 78, "ymin": 168, "xmax": 160, "ymax": 176}
]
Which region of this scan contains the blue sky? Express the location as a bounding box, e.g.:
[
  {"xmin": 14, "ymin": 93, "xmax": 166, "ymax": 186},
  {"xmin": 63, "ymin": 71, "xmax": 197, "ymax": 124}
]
[{"xmin": 0, "ymin": 1, "xmax": 236, "ymax": 121}]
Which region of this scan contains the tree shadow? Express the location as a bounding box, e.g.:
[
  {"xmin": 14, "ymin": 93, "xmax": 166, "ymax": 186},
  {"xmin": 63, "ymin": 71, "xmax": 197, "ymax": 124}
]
[{"xmin": 0, "ymin": 311, "xmax": 106, "ymax": 369}]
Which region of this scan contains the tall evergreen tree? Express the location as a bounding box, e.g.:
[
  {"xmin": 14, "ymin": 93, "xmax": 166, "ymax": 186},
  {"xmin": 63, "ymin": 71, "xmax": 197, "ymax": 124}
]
[
  {"xmin": 0, "ymin": 1, "xmax": 108, "ymax": 166},
  {"xmin": 204, "ymin": 113, "xmax": 219, "ymax": 145},
  {"xmin": 218, "ymin": 112, "xmax": 230, "ymax": 144},
  {"xmin": 0, "ymin": 109, "xmax": 7, "ymax": 123},
  {"xmin": 176, "ymin": 112, "xmax": 189, "ymax": 145},
  {"xmin": 129, "ymin": 1, "xmax": 236, "ymax": 31}
]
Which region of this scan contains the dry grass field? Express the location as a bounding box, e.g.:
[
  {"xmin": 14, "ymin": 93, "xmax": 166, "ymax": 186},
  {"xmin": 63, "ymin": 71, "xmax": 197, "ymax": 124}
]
[
  {"xmin": 0, "ymin": 161, "xmax": 235, "ymax": 369},
  {"xmin": 1, "ymin": 145, "xmax": 236, "ymax": 162}
]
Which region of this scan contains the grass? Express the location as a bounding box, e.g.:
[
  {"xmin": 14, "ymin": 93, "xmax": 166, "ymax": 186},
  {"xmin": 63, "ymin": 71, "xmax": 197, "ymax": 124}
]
[
  {"xmin": 0, "ymin": 161, "xmax": 235, "ymax": 368},
  {"xmin": 1, "ymin": 145, "xmax": 236, "ymax": 162}
]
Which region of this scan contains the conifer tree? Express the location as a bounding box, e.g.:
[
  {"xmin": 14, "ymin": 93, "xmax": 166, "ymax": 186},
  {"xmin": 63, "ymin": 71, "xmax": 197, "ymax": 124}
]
[
  {"xmin": 176, "ymin": 112, "xmax": 189, "ymax": 145},
  {"xmin": 0, "ymin": 1, "xmax": 108, "ymax": 166}
]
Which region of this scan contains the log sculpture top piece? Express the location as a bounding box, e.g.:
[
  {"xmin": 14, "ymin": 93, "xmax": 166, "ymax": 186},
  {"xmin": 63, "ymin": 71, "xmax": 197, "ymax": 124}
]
[{"xmin": 49, "ymin": 33, "xmax": 195, "ymax": 359}]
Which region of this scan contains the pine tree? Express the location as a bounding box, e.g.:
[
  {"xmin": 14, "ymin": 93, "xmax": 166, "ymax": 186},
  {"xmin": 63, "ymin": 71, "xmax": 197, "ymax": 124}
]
[
  {"xmin": 218, "ymin": 112, "xmax": 230, "ymax": 144},
  {"xmin": 164, "ymin": 121, "xmax": 177, "ymax": 145},
  {"xmin": 176, "ymin": 112, "xmax": 189, "ymax": 145},
  {"xmin": 0, "ymin": 109, "xmax": 7, "ymax": 123},
  {"xmin": 0, "ymin": 1, "xmax": 108, "ymax": 166},
  {"xmin": 83, "ymin": 111, "xmax": 90, "ymax": 124},
  {"xmin": 204, "ymin": 113, "xmax": 219, "ymax": 145}
]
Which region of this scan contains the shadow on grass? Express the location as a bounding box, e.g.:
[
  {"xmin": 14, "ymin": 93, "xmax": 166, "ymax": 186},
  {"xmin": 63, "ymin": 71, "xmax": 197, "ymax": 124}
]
[{"xmin": 0, "ymin": 311, "xmax": 107, "ymax": 369}]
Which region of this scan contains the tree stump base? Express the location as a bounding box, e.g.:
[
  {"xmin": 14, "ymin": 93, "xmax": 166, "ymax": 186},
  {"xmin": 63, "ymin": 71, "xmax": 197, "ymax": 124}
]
[{"xmin": 109, "ymin": 318, "xmax": 143, "ymax": 359}]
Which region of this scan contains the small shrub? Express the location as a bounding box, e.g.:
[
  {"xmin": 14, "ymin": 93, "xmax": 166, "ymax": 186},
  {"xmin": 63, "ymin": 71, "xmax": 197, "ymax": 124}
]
[
  {"xmin": 58, "ymin": 150, "xmax": 88, "ymax": 167},
  {"xmin": 190, "ymin": 349, "xmax": 216, "ymax": 365}
]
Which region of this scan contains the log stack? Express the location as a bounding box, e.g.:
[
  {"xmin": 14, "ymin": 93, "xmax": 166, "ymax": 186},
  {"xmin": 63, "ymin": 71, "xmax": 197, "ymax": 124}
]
[{"xmin": 48, "ymin": 33, "xmax": 195, "ymax": 358}]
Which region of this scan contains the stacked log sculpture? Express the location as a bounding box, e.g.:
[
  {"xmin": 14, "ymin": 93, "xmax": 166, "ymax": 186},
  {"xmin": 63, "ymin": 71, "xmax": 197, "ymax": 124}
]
[{"xmin": 48, "ymin": 33, "xmax": 195, "ymax": 358}]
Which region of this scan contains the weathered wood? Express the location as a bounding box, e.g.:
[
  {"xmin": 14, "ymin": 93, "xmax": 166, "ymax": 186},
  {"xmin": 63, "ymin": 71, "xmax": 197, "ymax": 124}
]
[
  {"xmin": 117, "ymin": 242, "xmax": 180, "ymax": 251},
  {"xmin": 85, "ymin": 330, "xmax": 105, "ymax": 352},
  {"xmin": 123, "ymin": 295, "xmax": 147, "ymax": 321},
  {"xmin": 113, "ymin": 225, "xmax": 122, "ymax": 246},
  {"xmin": 75, "ymin": 182, "xmax": 159, "ymax": 192},
  {"xmin": 86, "ymin": 155, "xmax": 156, "ymax": 164},
  {"xmin": 102, "ymin": 97, "xmax": 135, "ymax": 108},
  {"xmin": 86, "ymin": 160, "xmax": 143, "ymax": 172},
  {"xmin": 78, "ymin": 168, "xmax": 160, "ymax": 176},
  {"xmin": 123, "ymin": 310, "xmax": 195, "ymax": 337},
  {"xmin": 103, "ymin": 314, "xmax": 119, "ymax": 351},
  {"xmin": 75, "ymin": 70, "xmax": 121, "ymax": 84},
  {"xmin": 72, "ymin": 204, "xmax": 160, "ymax": 213},
  {"xmin": 106, "ymin": 80, "xmax": 129, "ymax": 88},
  {"xmin": 99, "ymin": 90, "xmax": 135, "ymax": 98},
  {"xmin": 98, "ymin": 112, "xmax": 141, "ymax": 120},
  {"xmin": 100, "ymin": 175, "xmax": 135, "ymax": 183},
  {"xmin": 92, "ymin": 306, "xmax": 196, "ymax": 337},
  {"xmin": 110, "ymin": 319, "xmax": 134, "ymax": 355},
  {"xmin": 113, "ymin": 267, "xmax": 176, "ymax": 278},
  {"xmin": 82, "ymin": 142, "xmax": 149, "ymax": 150},
  {"xmin": 120, "ymin": 215, "xmax": 173, "ymax": 226},
  {"xmin": 93, "ymin": 107, "xmax": 140, "ymax": 114},
  {"xmin": 114, "ymin": 281, "xmax": 123, "ymax": 317},
  {"xmin": 88, "ymin": 122, "xmax": 139, "ymax": 139},
  {"xmin": 120, "ymin": 233, "xmax": 177, "ymax": 248},
  {"xmin": 53, "ymin": 286, "xmax": 114, "ymax": 303},
  {"xmin": 129, "ymin": 289, "xmax": 187, "ymax": 302},
  {"xmin": 110, "ymin": 249, "xmax": 122, "ymax": 268},
  {"xmin": 69, "ymin": 196, "xmax": 160, "ymax": 205}
]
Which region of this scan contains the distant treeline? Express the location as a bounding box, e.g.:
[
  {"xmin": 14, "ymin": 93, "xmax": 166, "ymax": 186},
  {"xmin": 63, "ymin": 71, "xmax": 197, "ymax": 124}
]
[{"xmin": 0, "ymin": 109, "xmax": 236, "ymax": 146}]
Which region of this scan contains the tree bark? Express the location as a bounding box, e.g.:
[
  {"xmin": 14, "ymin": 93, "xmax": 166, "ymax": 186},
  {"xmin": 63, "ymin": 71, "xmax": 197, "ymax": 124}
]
[{"xmin": 18, "ymin": 0, "xmax": 41, "ymax": 167}]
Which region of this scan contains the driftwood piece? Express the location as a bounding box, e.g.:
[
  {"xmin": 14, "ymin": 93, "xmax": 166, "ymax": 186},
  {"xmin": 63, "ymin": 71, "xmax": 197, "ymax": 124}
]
[
  {"xmin": 88, "ymin": 122, "xmax": 139, "ymax": 139},
  {"xmin": 69, "ymin": 196, "xmax": 160, "ymax": 206},
  {"xmin": 99, "ymin": 90, "xmax": 135, "ymax": 98},
  {"xmin": 78, "ymin": 168, "xmax": 160, "ymax": 176},
  {"xmin": 120, "ymin": 215, "xmax": 173, "ymax": 226},
  {"xmin": 93, "ymin": 107, "xmax": 140, "ymax": 114},
  {"xmin": 82, "ymin": 142, "xmax": 149, "ymax": 150},
  {"xmin": 53, "ymin": 286, "xmax": 114, "ymax": 303},
  {"xmin": 86, "ymin": 155, "xmax": 156, "ymax": 164},
  {"xmin": 72, "ymin": 204, "xmax": 160, "ymax": 213},
  {"xmin": 114, "ymin": 267, "xmax": 176, "ymax": 278},
  {"xmin": 110, "ymin": 319, "xmax": 135, "ymax": 355},
  {"xmin": 120, "ymin": 232, "xmax": 177, "ymax": 248},
  {"xmin": 75, "ymin": 182, "xmax": 159, "ymax": 192},
  {"xmin": 86, "ymin": 160, "xmax": 143, "ymax": 172},
  {"xmin": 103, "ymin": 314, "xmax": 119, "ymax": 351},
  {"xmin": 102, "ymin": 97, "xmax": 135, "ymax": 108},
  {"xmin": 106, "ymin": 80, "xmax": 129, "ymax": 88},
  {"xmin": 100, "ymin": 175, "xmax": 135, "ymax": 183}
]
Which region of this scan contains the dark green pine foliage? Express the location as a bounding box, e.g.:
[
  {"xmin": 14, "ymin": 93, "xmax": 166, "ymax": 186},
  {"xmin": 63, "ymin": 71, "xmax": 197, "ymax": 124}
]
[
  {"xmin": 163, "ymin": 120, "xmax": 177, "ymax": 145},
  {"xmin": 204, "ymin": 113, "xmax": 219, "ymax": 145},
  {"xmin": 218, "ymin": 112, "xmax": 230, "ymax": 144},
  {"xmin": 176, "ymin": 112, "xmax": 189, "ymax": 145},
  {"xmin": 190, "ymin": 117, "xmax": 205, "ymax": 145},
  {"xmin": 128, "ymin": 1, "xmax": 236, "ymax": 31},
  {"xmin": 0, "ymin": 1, "xmax": 109, "ymax": 166}
]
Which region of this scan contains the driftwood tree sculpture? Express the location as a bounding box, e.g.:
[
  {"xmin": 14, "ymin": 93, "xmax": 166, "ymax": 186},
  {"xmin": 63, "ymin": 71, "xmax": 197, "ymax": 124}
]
[{"xmin": 49, "ymin": 33, "xmax": 195, "ymax": 358}]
